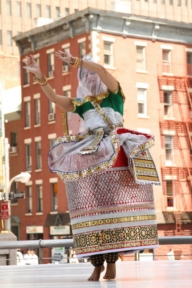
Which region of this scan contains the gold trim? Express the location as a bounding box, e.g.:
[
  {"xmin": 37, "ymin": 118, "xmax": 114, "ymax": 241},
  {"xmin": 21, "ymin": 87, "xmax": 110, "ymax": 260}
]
[
  {"xmin": 71, "ymin": 91, "xmax": 110, "ymax": 107},
  {"xmin": 72, "ymin": 214, "xmax": 156, "ymax": 230},
  {"xmin": 70, "ymin": 203, "xmax": 156, "ymax": 219}
]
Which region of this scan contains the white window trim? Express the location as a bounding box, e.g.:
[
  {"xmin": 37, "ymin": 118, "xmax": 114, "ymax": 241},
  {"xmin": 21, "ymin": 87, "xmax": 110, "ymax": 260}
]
[
  {"xmin": 35, "ymin": 180, "xmax": 43, "ymax": 185},
  {"xmin": 162, "ymin": 85, "xmax": 174, "ymax": 91},
  {"xmin": 137, "ymin": 128, "xmax": 151, "ymax": 134},
  {"xmin": 163, "ymin": 130, "xmax": 176, "ymax": 135},
  {"xmin": 49, "ymin": 178, "xmax": 58, "ymax": 183},
  {"xmin": 77, "ymin": 37, "xmax": 86, "ymax": 43},
  {"xmin": 134, "ymin": 41, "xmax": 147, "ymax": 47},
  {"xmin": 186, "ymin": 48, "xmax": 192, "ymax": 52},
  {"xmin": 25, "ymin": 181, "xmax": 32, "ymax": 186},
  {"xmin": 137, "ymin": 88, "xmax": 148, "ymax": 118},
  {"xmin": 165, "ymin": 175, "xmax": 177, "ymax": 180},
  {"xmin": 161, "ymin": 45, "xmax": 173, "ymax": 50},
  {"xmin": 136, "ymin": 83, "xmax": 149, "ymax": 89},
  {"xmin": 24, "ymin": 138, "xmax": 32, "ymax": 144},
  {"xmin": 34, "ymin": 136, "xmax": 41, "ymax": 142},
  {"xmin": 63, "ymin": 85, "xmax": 71, "ymax": 91},
  {"xmin": 33, "ymin": 53, "xmax": 40, "ymax": 58},
  {"xmin": 24, "ymin": 96, "xmax": 31, "ymax": 102},
  {"xmin": 48, "ymin": 133, "xmax": 57, "ymax": 139},
  {"xmin": 102, "ymin": 36, "xmax": 115, "ymax": 43},
  {"xmin": 33, "ymin": 93, "xmax": 40, "ymax": 99},
  {"xmin": 46, "ymin": 48, "xmax": 54, "ymax": 54},
  {"xmin": 62, "ymin": 43, "xmax": 70, "ymax": 49}
]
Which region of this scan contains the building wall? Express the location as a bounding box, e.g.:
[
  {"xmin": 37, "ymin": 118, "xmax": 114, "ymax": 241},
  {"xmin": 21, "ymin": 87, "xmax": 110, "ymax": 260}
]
[{"xmin": 0, "ymin": 0, "xmax": 192, "ymax": 57}]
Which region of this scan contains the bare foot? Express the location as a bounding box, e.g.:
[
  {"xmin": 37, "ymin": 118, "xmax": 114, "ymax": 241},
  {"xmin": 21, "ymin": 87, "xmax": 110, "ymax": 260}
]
[
  {"xmin": 103, "ymin": 263, "xmax": 116, "ymax": 280},
  {"xmin": 88, "ymin": 265, "xmax": 105, "ymax": 281}
]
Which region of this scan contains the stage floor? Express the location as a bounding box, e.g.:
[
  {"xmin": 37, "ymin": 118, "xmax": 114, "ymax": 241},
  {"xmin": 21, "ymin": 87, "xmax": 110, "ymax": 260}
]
[{"xmin": 0, "ymin": 260, "xmax": 192, "ymax": 288}]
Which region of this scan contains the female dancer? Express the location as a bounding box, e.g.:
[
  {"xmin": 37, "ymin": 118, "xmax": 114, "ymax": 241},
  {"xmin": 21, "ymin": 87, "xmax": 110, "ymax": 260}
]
[{"xmin": 24, "ymin": 50, "xmax": 160, "ymax": 281}]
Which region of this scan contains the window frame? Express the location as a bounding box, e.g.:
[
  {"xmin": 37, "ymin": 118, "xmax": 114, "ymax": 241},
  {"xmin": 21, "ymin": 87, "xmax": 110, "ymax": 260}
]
[
  {"xmin": 35, "ymin": 141, "xmax": 42, "ymax": 170},
  {"xmin": 137, "ymin": 88, "xmax": 147, "ymax": 117},
  {"xmin": 26, "ymin": 186, "xmax": 32, "ymax": 213},
  {"xmin": 26, "ymin": 143, "xmax": 32, "ymax": 171},
  {"xmin": 34, "ymin": 98, "xmax": 41, "ymax": 126},
  {"xmin": 51, "ymin": 183, "xmax": 58, "ymax": 212},
  {"xmin": 103, "ymin": 41, "xmax": 114, "ymax": 67},
  {"xmin": 37, "ymin": 185, "xmax": 43, "ymax": 213},
  {"xmin": 136, "ymin": 46, "xmax": 146, "ymax": 71}
]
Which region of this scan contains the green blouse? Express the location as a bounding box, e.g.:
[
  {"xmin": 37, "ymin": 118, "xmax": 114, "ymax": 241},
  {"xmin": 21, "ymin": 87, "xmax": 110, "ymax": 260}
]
[{"xmin": 71, "ymin": 84, "xmax": 125, "ymax": 119}]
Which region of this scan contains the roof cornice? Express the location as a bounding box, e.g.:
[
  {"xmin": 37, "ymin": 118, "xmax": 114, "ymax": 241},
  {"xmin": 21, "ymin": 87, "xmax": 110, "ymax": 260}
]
[{"xmin": 12, "ymin": 7, "xmax": 192, "ymax": 55}]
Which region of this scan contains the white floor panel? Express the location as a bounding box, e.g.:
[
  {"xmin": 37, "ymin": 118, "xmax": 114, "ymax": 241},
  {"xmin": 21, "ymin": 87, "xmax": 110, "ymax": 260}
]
[{"xmin": 0, "ymin": 261, "xmax": 191, "ymax": 288}]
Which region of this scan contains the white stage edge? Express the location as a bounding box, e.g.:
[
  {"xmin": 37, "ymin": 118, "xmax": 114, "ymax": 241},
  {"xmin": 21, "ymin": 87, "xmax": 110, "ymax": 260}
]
[{"xmin": 0, "ymin": 260, "xmax": 192, "ymax": 288}]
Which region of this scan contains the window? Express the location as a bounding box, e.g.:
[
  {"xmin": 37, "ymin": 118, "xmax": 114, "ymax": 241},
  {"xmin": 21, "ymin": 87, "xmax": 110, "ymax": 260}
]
[
  {"xmin": 37, "ymin": 185, "xmax": 43, "ymax": 212},
  {"xmin": 26, "ymin": 3, "xmax": 31, "ymax": 18},
  {"xmin": 165, "ymin": 136, "xmax": 173, "ymax": 160},
  {"xmin": 137, "ymin": 88, "xmax": 147, "ymax": 116},
  {"xmin": 166, "ymin": 181, "xmax": 174, "ymax": 207},
  {"xmin": 26, "ymin": 144, "xmax": 32, "ymax": 171},
  {"xmin": 6, "ymin": 0, "xmax": 11, "ymax": 16},
  {"xmin": 0, "ymin": 30, "xmax": 2, "ymax": 45},
  {"xmin": 79, "ymin": 41, "xmax": 86, "ymax": 59},
  {"xmin": 36, "ymin": 4, "xmax": 41, "ymax": 17},
  {"xmin": 187, "ymin": 52, "xmax": 192, "ymax": 76},
  {"xmin": 34, "ymin": 98, "xmax": 40, "ymax": 125},
  {"xmin": 65, "ymin": 8, "xmax": 69, "ymax": 16},
  {"xmin": 185, "ymin": 0, "xmax": 188, "ymax": 6},
  {"xmin": 25, "ymin": 102, "xmax": 30, "ymax": 127},
  {"xmin": 62, "ymin": 46, "xmax": 70, "ymax": 73},
  {"xmin": 103, "ymin": 41, "xmax": 113, "ymax": 66},
  {"xmin": 16, "ymin": 1, "xmax": 21, "ymax": 17},
  {"xmin": 55, "ymin": 6, "xmax": 60, "ymax": 18},
  {"xmin": 49, "ymin": 100, "xmax": 55, "ymax": 114},
  {"xmin": 23, "ymin": 68, "xmax": 30, "ymax": 85},
  {"xmin": 161, "ymin": 0, "xmax": 165, "ymax": 3},
  {"xmin": 177, "ymin": 0, "xmax": 181, "ymax": 5},
  {"xmin": 169, "ymin": 0, "xmax": 173, "ymax": 4},
  {"xmin": 32, "ymin": 56, "xmax": 39, "ymax": 82},
  {"xmin": 36, "ymin": 141, "xmax": 42, "ymax": 170},
  {"xmin": 7, "ymin": 30, "xmax": 12, "ymax": 46},
  {"xmin": 136, "ymin": 46, "xmax": 146, "ymax": 71},
  {"xmin": 47, "ymin": 53, "xmax": 54, "ymax": 77},
  {"xmin": 164, "ymin": 91, "xmax": 172, "ymax": 117},
  {"xmin": 46, "ymin": 5, "xmax": 51, "ymax": 18},
  {"xmin": 50, "ymin": 138, "xmax": 56, "ymax": 149},
  {"xmin": 11, "ymin": 181, "xmax": 18, "ymax": 204},
  {"xmin": 26, "ymin": 186, "xmax": 32, "ymax": 213},
  {"xmin": 162, "ymin": 50, "xmax": 171, "ymax": 73},
  {"xmin": 63, "ymin": 89, "xmax": 71, "ymax": 98},
  {"xmin": 51, "ymin": 183, "xmax": 58, "ymax": 211},
  {"xmin": 10, "ymin": 132, "xmax": 17, "ymax": 147}
]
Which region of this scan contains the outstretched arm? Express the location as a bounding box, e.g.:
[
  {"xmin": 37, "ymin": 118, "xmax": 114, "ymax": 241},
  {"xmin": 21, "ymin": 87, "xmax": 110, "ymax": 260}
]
[
  {"xmin": 55, "ymin": 50, "xmax": 118, "ymax": 92},
  {"xmin": 23, "ymin": 55, "xmax": 74, "ymax": 112}
]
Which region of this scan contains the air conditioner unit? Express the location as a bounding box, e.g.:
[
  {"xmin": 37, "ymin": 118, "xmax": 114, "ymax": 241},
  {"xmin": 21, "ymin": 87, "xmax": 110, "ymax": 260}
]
[
  {"xmin": 62, "ymin": 65, "xmax": 69, "ymax": 73},
  {"xmin": 48, "ymin": 113, "xmax": 55, "ymax": 121},
  {"xmin": 10, "ymin": 146, "xmax": 17, "ymax": 154},
  {"xmin": 48, "ymin": 70, "xmax": 54, "ymax": 78}
]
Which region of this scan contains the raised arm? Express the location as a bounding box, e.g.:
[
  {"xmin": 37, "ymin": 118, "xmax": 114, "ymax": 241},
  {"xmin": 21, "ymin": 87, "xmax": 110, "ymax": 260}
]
[
  {"xmin": 55, "ymin": 50, "xmax": 118, "ymax": 92},
  {"xmin": 23, "ymin": 55, "xmax": 74, "ymax": 112}
]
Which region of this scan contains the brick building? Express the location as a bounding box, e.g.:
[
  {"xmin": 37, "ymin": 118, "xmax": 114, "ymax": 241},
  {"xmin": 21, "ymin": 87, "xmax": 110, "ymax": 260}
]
[{"xmin": 2, "ymin": 7, "xmax": 192, "ymax": 261}]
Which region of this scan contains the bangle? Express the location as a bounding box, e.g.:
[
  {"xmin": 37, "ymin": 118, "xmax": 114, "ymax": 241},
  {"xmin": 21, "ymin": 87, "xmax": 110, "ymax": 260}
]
[
  {"xmin": 35, "ymin": 74, "xmax": 48, "ymax": 86},
  {"xmin": 70, "ymin": 57, "xmax": 82, "ymax": 67}
]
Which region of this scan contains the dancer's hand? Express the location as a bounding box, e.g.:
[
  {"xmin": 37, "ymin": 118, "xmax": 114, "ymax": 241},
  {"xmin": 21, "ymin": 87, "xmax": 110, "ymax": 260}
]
[
  {"xmin": 23, "ymin": 55, "xmax": 43, "ymax": 78},
  {"xmin": 55, "ymin": 49, "xmax": 73, "ymax": 64}
]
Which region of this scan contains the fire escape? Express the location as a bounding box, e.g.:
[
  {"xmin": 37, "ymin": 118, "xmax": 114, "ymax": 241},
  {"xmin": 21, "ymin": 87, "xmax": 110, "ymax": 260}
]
[{"xmin": 158, "ymin": 63, "xmax": 192, "ymax": 235}]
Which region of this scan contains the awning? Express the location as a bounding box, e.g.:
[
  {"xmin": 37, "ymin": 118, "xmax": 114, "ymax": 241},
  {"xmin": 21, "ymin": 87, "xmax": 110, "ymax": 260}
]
[{"xmin": 45, "ymin": 213, "xmax": 70, "ymax": 227}]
